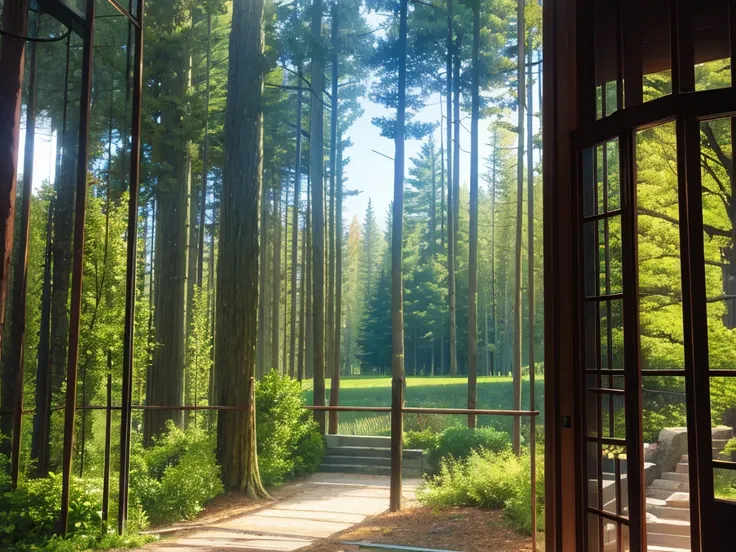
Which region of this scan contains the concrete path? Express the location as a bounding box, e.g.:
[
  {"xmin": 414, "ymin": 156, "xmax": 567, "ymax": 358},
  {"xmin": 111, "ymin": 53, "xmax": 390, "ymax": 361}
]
[{"xmin": 143, "ymin": 473, "xmax": 421, "ymax": 551}]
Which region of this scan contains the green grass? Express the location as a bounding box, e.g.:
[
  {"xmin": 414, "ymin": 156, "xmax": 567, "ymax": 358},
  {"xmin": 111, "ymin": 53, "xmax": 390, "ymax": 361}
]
[{"xmin": 302, "ymin": 376, "xmax": 544, "ymax": 436}]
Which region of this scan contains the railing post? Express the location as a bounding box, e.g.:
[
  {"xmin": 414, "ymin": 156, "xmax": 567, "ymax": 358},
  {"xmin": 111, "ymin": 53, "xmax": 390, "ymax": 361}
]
[{"xmin": 102, "ymin": 363, "xmax": 112, "ymax": 523}]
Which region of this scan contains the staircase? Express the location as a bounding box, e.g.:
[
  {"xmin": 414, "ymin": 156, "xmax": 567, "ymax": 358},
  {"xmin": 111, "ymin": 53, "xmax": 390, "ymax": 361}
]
[
  {"xmin": 645, "ymin": 454, "xmax": 691, "ymax": 552},
  {"xmin": 319, "ymin": 435, "xmax": 426, "ymax": 478}
]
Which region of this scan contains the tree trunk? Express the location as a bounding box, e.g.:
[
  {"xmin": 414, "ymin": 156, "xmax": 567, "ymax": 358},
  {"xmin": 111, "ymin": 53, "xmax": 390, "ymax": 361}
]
[
  {"xmin": 310, "ymin": 0, "xmax": 326, "ymax": 432},
  {"xmin": 490, "ymin": 127, "xmax": 497, "ymax": 377},
  {"xmin": 1, "ymin": 24, "xmax": 37, "ymax": 464},
  {"xmin": 452, "ymin": 41, "xmax": 461, "ymax": 265},
  {"xmin": 329, "ymin": 131, "xmax": 343, "ymax": 434},
  {"xmin": 283, "ymin": 183, "xmax": 289, "ymax": 375},
  {"xmin": 290, "ymin": 64, "xmax": 303, "ymax": 378},
  {"xmin": 145, "ymin": 28, "xmax": 192, "ymax": 442},
  {"xmin": 271, "ymin": 188, "xmax": 282, "ymax": 372},
  {"xmin": 297, "ymin": 193, "xmax": 306, "ymax": 382},
  {"xmin": 216, "ymin": 0, "xmax": 268, "ymax": 496},
  {"xmin": 527, "ymin": 33, "xmax": 535, "ymax": 390},
  {"xmin": 440, "ymin": 102, "xmax": 446, "ymax": 249},
  {"xmin": 257, "ymin": 184, "xmax": 269, "ymax": 379},
  {"xmin": 328, "ymin": 3, "xmax": 340, "ymax": 435},
  {"xmin": 467, "ymin": 4, "xmax": 480, "ymax": 429},
  {"xmin": 197, "ymin": 13, "xmax": 211, "ymax": 289},
  {"xmin": 390, "ymin": 0, "xmax": 408, "ymax": 513},
  {"xmin": 447, "ymin": 10, "xmax": 458, "ymax": 378},
  {"xmin": 512, "ymin": 0, "xmax": 526, "ymax": 455},
  {"xmin": 306, "ymin": 173, "xmax": 314, "ymax": 379},
  {"xmin": 0, "ymin": 0, "xmax": 28, "ymax": 364},
  {"xmin": 430, "ymin": 140, "xmax": 437, "ymax": 252}
]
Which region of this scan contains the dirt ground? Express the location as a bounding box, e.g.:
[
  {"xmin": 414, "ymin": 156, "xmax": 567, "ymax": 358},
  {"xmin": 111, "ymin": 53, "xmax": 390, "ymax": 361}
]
[{"xmin": 299, "ymin": 506, "xmax": 538, "ymax": 552}]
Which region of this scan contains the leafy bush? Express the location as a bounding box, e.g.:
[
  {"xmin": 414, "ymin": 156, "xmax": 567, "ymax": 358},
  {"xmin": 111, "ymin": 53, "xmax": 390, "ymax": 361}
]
[
  {"xmin": 406, "ymin": 426, "xmax": 511, "ymax": 470},
  {"xmin": 129, "ymin": 423, "xmax": 223, "ymax": 525},
  {"xmin": 256, "ymin": 371, "xmax": 325, "ymax": 486},
  {"xmin": 417, "ymin": 449, "xmax": 544, "ymax": 534},
  {"xmin": 0, "ymin": 473, "xmax": 103, "ymax": 547}
]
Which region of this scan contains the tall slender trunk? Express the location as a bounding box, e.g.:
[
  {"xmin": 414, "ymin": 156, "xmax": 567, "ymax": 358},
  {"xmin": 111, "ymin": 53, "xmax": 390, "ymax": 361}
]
[
  {"xmin": 297, "ymin": 197, "xmax": 306, "ymax": 382},
  {"xmin": 527, "ymin": 36, "xmax": 535, "ymax": 389},
  {"xmin": 2, "ymin": 22, "xmax": 37, "ymax": 465},
  {"xmin": 198, "ymin": 13, "xmax": 211, "ymax": 289},
  {"xmin": 390, "ymin": 0, "xmax": 408, "ymax": 512},
  {"xmin": 283, "ymin": 183, "xmax": 289, "ymax": 375},
  {"xmin": 271, "ymin": 188, "xmax": 282, "ymax": 372},
  {"xmin": 490, "ymin": 128, "xmax": 497, "ymax": 376},
  {"xmin": 216, "ymin": 0, "xmax": 268, "ymax": 496},
  {"xmin": 146, "ymin": 23, "xmax": 193, "ymax": 441},
  {"xmin": 467, "ymin": 4, "xmax": 480, "ymax": 429},
  {"xmin": 430, "ymin": 140, "xmax": 437, "ymax": 251},
  {"xmin": 310, "ymin": 0, "xmax": 326, "ymax": 432},
  {"xmin": 440, "ymin": 103, "xmax": 446, "ymax": 249},
  {"xmin": 328, "ymin": 3, "xmax": 340, "ymax": 434},
  {"xmin": 512, "ymin": 0, "xmax": 526, "ymax": 455},
  {"xmin": 446, "ymin": 3, "xmax": 457, "ymax": 378},
  {"xmin": 330, "ymin": 132, "xmax": 343, "ymax": 434},
  {"xmin": 305, "ymin": 173, "xmax": 314, "ymax": 379},
  {"xmin": 290, "ymin": 64, "xmax": 303, "ymax": 378},
  {"xmin": 257, "ymin": 184, "xmax": 269, "ymax": 379},
  {"xmin": 452, "ymin": 41, "xmax": 461, "ymax": 263},
  {"xmin": 0, "ymin": 0, "xmax": 28, "ymax": 363}
]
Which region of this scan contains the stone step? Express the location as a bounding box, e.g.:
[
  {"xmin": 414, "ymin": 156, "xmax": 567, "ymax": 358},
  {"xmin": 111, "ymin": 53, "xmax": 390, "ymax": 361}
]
[
  {"xmin": 657, "ymin": 507, "xmax": 691, "ymax": 522},
  {"xmin": 646, "ymin": 518, "xmax": 690, "ymax": 536},
  {"xmin": 675, "ymin": 463, "xmax": 689, "ymax": 474},
  {"xmin": 662, "ymin": 472, "xmax": 688, "ymax": 483},
  {"xmin": 318, "ymin": 463, "xmax": 422, "ymax": 478},
  {"xmin": 711, "ymin": 426, "xmax": 733, "ymax": 440},
  {"xmin": 665, "ymin": 492, "xmax": 690, "ymax": 509},
  {"xmin": 325, "ymin": 435, "xmax": 393, "ymax": 449},
  {"xmin": 646, "ymin": 488, "xmax": 682, "ymax": 501},
  {"xmin": 647, "ymin": 530, "xmax": 690, "ymax": 550},
  {"xmin": 327, "ymin": 446, "xmax": 424, "ymax": 462},
  {"xmin": 322, "ymin": 455, "xmax": 423, "ymax": 470},
  {"xmin": 650, "ymin": 479, "xmax": 689, "ymax": 492},
  {"xmin": 680, "ymin": 454, "xmax": 688, "ymax": 463}
]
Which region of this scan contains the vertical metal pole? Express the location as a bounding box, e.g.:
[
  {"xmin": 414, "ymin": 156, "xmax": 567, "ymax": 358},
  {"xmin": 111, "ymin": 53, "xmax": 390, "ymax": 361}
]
[
  {"xmin": 119, "ymin": 1, "xmax": 144, "ymax": 534},
  {"xmin": 9, "ymin": 13, "xmax": 39, "ymax": 489},
  {"xmin": 102, "ymin": 364, "xmax": 112, "ymax": 523},
  {"xmin": 60, "ymin": 0, "xmax": 96, "ymax": 535}
]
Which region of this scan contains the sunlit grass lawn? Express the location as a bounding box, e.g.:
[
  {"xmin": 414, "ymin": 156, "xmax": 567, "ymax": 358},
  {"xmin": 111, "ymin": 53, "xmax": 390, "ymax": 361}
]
[{"xmin": 301, "ymin": 375, "xmax": 544, "ymax": 435}]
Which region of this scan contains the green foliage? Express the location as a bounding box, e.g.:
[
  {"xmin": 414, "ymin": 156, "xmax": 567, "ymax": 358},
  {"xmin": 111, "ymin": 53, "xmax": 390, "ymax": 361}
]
[
  {"xmin": 129, "ymin": 423, "xmax": 223, "ymax": 525},
  {"xmin": 406, "ymin": 426, "xmax": 510, "ymax": 469},
  {"xmin": 0, "ymin": 473, "xmax": 106, "ymax": 548},
  {"xmin": 418, "ymin": 449, "xmax": 544, "ymax": 534},
  {"xmin": 256, "ymin": 371, "xmax": 325, "ymax": 486}
]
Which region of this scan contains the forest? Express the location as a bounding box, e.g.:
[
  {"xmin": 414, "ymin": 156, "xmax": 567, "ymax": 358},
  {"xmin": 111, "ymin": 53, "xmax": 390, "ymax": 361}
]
[{"xmin": 2, "ymin": 0, "xmax": 736, "ymax": 548}]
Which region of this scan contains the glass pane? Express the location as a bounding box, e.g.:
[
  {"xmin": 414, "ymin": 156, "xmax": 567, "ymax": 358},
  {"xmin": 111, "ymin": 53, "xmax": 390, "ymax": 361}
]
[
  {"xmin": 594, "ymin": 0, "xmax": 623, "ymax": 118},
  {"xmin": 694, "ymin": 0, "xmax": 731, "ymax": 92},
  {"xmin": 714, "ymin": 467, "xmax": 736, "ymax": 502},
  {"xmin": 700, "ymin": 118, "xmax": 736, "ymax": 371},
  {"xmin": 589, "ymin": 441, "xmax": 602, "ymax": 508},
  {"xmin": 636, "ymin": 122, "xmax": 685, "ymax": 371},
  {"xmin": 588, "ymin": 513, "xmax": 602, "ymax": 552},
  {"xmin": 709, "ymin": 377, "xmax": 736, "ymax": 460},
  {"xmin": 642, "ymin": 376, "xmax": 692, "ymax": 551}
]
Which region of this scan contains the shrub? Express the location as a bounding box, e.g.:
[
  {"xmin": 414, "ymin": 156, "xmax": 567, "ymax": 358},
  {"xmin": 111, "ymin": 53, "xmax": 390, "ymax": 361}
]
[
  {"xmin": 417, "ymin": 449, "xmax": 544, "ymax": 534},
  {"xmin": 129, "ymin": 423, "xmax": 223, "ymax": 525},
  {"xmin": 0, "ymin": 473, "xmax": 103, "ymax": 547},
  {"xmin": 256, "ymin": 371, "xmax": 325, "ymax": 486},
  {"xmin": 406, "ymin": 426, "xmax": 511, "ymax": 470}
]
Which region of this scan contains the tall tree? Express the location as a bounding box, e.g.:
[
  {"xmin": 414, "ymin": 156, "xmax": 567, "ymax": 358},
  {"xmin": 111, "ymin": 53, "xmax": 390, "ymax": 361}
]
[
  {"xmin": 389, "ymin": 0, "xmax": 408, "ymax": 512},
  {"xmin": 145, "ymin": 8, "xmax": 194, "ymax": 441},
  {"xmin": 290, "ymin": 65, "xmax": 304, "ymax": 378},
  {"xmin": 465, "ymin": 0, "xmax": 480, "ymax": 428},
  {"xmin": 512, "ymin": 0, "xmax": 525, "ymax": 455},
  {"xmin": 310, "ymin": 0, "xmax": 326, "ymax": 433},
  {"xmin": 271, "ymin": 187, "xmax": 282, "ymax": 372},
  {"xmin": 216, "ymin": 0, "xmax": 268, "ymax": 496},
  {"xmin": 0, "ymin": 0, "xmax": 28, "ymax": 363}
]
